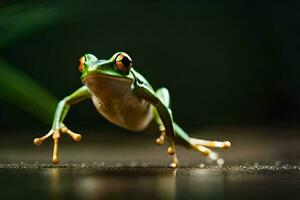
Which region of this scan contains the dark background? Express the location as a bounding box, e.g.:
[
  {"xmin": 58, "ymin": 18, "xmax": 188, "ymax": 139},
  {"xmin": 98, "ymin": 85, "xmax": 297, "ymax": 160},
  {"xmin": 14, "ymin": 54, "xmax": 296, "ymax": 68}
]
[
  {"xmin": 1, "ymin": 2, "xmax": 300, "ymax": 199},
  {"xmin": 1, "ymin": 0, "xmax": 300, "ymax": 132}
]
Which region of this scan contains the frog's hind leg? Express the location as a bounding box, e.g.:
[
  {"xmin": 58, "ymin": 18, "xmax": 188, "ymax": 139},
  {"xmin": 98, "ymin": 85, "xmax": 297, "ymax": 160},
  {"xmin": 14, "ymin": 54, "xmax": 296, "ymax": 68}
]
[
  {"xmin": 153, "ymin": 88, "xmax": 231, "ymax": 167},
  {"xmin": 173, "ymin": 123, "xmax": 231, "ymax": 163},
  {"xmin": 153, "ymin": 87, "xmax": 179, "ymax": 167}
]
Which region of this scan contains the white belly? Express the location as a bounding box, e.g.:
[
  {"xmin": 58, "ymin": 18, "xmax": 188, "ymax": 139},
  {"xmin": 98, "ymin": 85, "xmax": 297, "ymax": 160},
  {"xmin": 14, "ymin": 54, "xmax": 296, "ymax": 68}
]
[{"xmin": 83, "ymin": 74, "xmax": 153, "ymax": 131}]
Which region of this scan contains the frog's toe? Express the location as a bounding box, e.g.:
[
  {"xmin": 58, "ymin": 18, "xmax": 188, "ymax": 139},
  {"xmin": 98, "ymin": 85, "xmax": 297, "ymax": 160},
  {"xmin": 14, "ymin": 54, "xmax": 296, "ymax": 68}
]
[
  {"xmin": 192, "ymin": 144, "xmax": 212, "ymax": 156},
  {"xmin": 156, "ymin": 137, "xmax": 164, "ymax": 145},
  {"xmin": 155, "ymin": 129, "xmax": 166, "ymax": 145},
  {"xmin": 166, "ymin": 140, "xmax": 180, "ymax": 168},
  {"xmin": 33, "ymin": 129, "xmax": 54, "ymax": 145},
  {"xmin": 51, "ymin": 129, "xmax": 61, "ymax": 165},
  {"xmin": 52, "ymin": 156, "xmax": 60, "ymax": 164},
  {"xmin": 33, "ymin": 138, "xmax": 43, "ymax": 145},
  {"xmin": 169, "ymin": 162, "xmax": 179, "ymax": 168},
  {"xmin": 60, "ymin": 124, "xmax": 82, "ymax": 142},
  {"xmin": 190, "ymin": 138, "xmax": 231, "ymax": 149}
]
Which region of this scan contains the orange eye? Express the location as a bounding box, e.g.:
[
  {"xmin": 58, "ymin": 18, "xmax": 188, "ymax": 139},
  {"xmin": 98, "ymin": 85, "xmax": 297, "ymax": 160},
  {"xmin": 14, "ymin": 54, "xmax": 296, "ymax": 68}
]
[
  {"xmin": 115, "ymin": 53, "xmax": 132, "ymax": 73},
  {"xmin": 79, "ymin": 56, "xmax": 85, "ymax": 72}
]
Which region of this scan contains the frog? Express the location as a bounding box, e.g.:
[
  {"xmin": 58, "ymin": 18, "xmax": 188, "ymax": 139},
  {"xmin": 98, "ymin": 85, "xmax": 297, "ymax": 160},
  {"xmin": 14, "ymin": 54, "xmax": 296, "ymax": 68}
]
[{"xmin": 33, "ymin": 52, "xmax": 231, "ymax": 168}]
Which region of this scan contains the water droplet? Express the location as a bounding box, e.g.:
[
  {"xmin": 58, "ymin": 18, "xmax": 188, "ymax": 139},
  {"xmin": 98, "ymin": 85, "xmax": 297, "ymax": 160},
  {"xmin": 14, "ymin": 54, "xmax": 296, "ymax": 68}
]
[
  {"xmin": 209, "ymin": 152, "xmax": 218, "ymax": 160},
  {"xmin": 217, "ymin": 158, "xmax": 224, "ymax": 166}
]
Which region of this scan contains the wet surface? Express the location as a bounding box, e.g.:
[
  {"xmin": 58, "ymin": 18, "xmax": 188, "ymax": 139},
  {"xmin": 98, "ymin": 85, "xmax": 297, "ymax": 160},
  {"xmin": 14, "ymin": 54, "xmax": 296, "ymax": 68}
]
[{"xmin": 0, "ymin": 127, "xmax": 300, "ymax": 199}]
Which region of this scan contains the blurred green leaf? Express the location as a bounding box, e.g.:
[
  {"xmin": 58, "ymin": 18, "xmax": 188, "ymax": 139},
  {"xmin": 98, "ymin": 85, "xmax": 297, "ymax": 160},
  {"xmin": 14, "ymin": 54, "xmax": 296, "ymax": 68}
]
[
  {"xmin": 0, "ymin": 58, "xmax": 58, "ymax": 124},
  {"xmin": 0, "ymin": 3, "xmax": 62, "ymax": 48},
  {"xmin": 0, "ymin": 2, "xmax": 64, "ymax": 124}
]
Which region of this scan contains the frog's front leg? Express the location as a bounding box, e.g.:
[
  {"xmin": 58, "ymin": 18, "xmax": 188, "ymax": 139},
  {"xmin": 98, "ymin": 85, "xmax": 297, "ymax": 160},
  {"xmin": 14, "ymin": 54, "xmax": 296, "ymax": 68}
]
[
  {"xmin": 33, "ymin": 86, "xmax": 91, "ymax": 164},
  {"xmin": 133, "ymin": 85, "xmax": 179, "ymax": 168},
  {"xmin": 152, "ymin": 88, "xmax": 179, "ymax": 167}
]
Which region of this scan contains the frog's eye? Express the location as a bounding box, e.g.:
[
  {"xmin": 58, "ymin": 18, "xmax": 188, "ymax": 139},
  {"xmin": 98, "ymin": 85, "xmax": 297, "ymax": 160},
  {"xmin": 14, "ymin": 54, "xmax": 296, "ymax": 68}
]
[
  {"xmin": 79, "ymin": 56, "xmax": 85, "ymax": 72},
  {"xmin": 115, "ymin": 53, "xmax": 132, "ymax": 73}
]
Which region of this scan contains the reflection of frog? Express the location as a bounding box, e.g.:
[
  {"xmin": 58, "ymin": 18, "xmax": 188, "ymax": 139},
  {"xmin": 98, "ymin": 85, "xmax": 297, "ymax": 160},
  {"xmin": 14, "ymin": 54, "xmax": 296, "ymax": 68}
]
[{"xmin": 34, "ymin": 52, "xmax": 231, "ymax": 167}]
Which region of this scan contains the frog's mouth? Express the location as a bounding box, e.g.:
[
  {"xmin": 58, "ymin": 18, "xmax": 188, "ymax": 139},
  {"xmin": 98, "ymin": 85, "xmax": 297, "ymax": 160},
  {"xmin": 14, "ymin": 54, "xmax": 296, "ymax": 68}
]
[{"xmin": 81, "ymin": 72, "xmax": 133, "ymax": 84}]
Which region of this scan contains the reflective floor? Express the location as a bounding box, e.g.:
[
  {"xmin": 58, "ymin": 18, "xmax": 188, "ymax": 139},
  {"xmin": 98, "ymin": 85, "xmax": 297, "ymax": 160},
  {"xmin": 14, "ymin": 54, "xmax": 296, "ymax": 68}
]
[
  {"xmin": 0, "ymin": 127, "xmax": 299, "ymax": 199},
  {"xmin": 1, "ymin": 164, "xmax": 300, "ymax": 199}
]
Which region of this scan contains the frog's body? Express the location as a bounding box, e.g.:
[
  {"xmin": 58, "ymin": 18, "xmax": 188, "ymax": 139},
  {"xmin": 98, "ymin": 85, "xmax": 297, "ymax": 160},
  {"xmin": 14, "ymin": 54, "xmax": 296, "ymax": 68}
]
[
  {"xmin": 34, "ymin": 52, "xmax": 231, "ymax": 168},
  {"xmin": 83, "ymin": 73, "xmax": 153, "ymax": 131}
]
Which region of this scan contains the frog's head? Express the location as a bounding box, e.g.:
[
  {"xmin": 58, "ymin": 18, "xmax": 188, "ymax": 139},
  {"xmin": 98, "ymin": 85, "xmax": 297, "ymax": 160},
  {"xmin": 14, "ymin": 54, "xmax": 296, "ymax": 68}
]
[{"xmin": 79, "ymin": 52, "xmax": 133, "ymax": 80}]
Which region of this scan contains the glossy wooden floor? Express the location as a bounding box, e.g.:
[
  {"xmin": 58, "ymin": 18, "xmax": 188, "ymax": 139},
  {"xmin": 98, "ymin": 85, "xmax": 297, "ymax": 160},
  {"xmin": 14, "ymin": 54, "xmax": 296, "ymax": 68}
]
[{"xmin": 0, "ymin": 127, "xmax": 299, "ymax": 199}]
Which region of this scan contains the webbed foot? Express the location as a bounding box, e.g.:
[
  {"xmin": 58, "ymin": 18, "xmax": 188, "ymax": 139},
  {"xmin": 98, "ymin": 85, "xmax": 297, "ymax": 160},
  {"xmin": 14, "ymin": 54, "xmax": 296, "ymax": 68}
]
[
  {"xmin": 190, "ymin": 138, "xmax": 231, "ymax": 165},
  {"xmin": 33, "ymin": 124, "xmax": 82, "ymax": 164}
]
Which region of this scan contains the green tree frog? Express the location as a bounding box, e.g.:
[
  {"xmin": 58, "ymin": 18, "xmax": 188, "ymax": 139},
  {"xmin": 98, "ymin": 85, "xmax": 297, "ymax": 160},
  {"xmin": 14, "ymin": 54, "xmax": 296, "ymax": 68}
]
[{"xmin": 33, "ymin": 52, "xmax": 231, "ymax": 168}]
